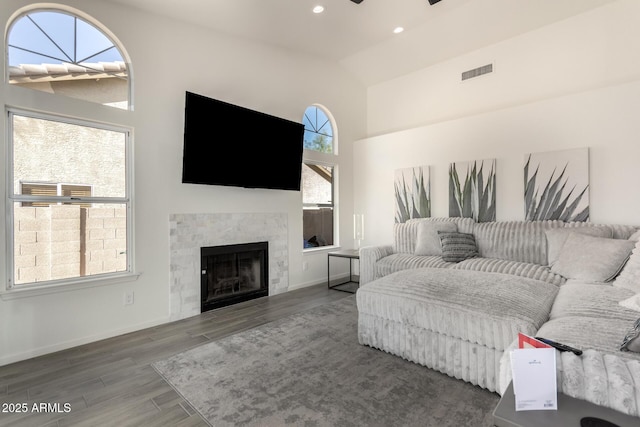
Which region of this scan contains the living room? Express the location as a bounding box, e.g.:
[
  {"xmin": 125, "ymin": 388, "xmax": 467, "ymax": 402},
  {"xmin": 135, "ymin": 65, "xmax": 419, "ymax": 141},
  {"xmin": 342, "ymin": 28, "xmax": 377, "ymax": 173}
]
[
  {"xmin": 1, "ymin": 0, "xmax": 639, "ymax": 424},
  {"xmin": 0, "ymin": 0, "xmax": 368, "ymax": 366}
]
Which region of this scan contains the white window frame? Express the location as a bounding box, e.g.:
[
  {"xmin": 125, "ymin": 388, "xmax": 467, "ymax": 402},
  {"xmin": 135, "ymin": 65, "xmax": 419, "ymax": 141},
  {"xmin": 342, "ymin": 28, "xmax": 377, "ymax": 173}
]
[
  {"xmin": 303, "ymin": 160, "xmax": 336, "ymax": 250},
  {"xmin": 302, "ymin": 104, "xmax": 339, "ymax": 252},
  {"xmin": 2, "ymin": 6, "xmax": 137, "ymax": 299},
  {"xmin": 4, "ymin": 109, "xmax": 136, "ymax": 297}
]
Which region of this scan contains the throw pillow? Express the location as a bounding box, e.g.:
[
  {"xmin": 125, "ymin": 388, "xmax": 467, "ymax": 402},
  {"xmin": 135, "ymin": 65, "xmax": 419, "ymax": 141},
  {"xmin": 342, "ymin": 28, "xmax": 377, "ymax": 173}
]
[
  {"xmin": 414, "ymin": 221, "xmax": 457, "ymax": 256},
  {"xmin": 614, "ymin": 239, "xmax": 640, "ymax": 293},
  {"xmin": 620, "ymin": 318, "xmax": 640, "ymax": 352},
  {"xmin": 619, "ymin": 294, "xmax": 640, "ymax": 313},
  {"xmin": 551, "ymin": 233, "xmax": 635, "ymax": 282},
  {"xmin": 545, "ymin": 226, "xmax": 612, "ymax": 266},
  {"xmin": 437, "ymin": 231, "xmax": 479, "ymax": 263}
]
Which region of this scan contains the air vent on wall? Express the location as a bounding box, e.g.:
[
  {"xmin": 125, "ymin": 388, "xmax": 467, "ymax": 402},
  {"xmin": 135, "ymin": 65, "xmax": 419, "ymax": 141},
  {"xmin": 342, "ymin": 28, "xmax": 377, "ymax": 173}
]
[{"xmin": 461, "ymin": 64, "xmax": 493, "ymax": 81}]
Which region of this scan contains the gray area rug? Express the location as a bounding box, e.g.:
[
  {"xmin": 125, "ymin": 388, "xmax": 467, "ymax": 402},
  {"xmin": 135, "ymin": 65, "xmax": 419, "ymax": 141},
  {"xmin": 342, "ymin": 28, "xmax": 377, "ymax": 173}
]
[{"xmin": 153, "ymin": 296, "xmax": 499, "ymax": 426}]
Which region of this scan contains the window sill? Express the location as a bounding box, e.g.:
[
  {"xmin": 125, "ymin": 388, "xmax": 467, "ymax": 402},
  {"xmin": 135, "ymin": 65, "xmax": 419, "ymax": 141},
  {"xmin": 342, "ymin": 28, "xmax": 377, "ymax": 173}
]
[
  {"xmin": 0, "ymin": 272, "xmax": 142, "ymax": 300},
  {"xmin": 303, "ymin": 245, "xmax": 341, "ymax": 254}
]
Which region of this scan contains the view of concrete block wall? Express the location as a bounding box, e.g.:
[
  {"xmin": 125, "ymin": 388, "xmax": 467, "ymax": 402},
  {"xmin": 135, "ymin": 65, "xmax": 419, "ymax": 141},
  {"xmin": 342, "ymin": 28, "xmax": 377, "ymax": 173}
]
[{"xmin": 14, "ymin": 205, "xmax": 127, "ymax": 284}]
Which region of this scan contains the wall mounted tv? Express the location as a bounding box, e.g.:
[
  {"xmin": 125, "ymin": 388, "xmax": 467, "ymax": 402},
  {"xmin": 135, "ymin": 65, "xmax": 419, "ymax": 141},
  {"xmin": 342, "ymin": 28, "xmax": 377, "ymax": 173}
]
[{"xmin": 182, "ymin": 91, "xmax": 304, "ymax": 191}]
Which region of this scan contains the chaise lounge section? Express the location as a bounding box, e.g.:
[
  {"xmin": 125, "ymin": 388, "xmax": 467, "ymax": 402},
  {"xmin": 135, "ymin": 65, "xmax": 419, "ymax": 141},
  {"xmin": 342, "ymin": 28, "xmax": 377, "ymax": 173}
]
[
  {"xmin": 357, "ymin": 268, "xmax": 558, "ymax": 392},
  {"xmin": 356, "ymin": 217, "xmax": 640, "ymax": 416}
]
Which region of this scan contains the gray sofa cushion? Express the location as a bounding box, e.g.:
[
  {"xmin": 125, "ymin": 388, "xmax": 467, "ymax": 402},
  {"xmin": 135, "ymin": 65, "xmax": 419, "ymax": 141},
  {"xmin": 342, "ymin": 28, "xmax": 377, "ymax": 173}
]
[
  {"xmin": 545, "ymin": 226, "xmax": 612, "ymax": 266},
  {"xmin": 394, "ymin": 217, "xmax": 475, "ymax": 254},
  {"xmin": 414, "ymin": 221, "xmax": 457, "ymax": 256},
  {"xmin": 551, "ymin": 233, "xmax": 635, "ymax": 282},
  {"xmin": 451, "ymin": 257, "xmax": 565, "ymax": 285},
  {"xmin": 550, "ymin": 283, "xmax": 637, "ymax": 321},
  {"xmin": 374, "ymin": 253, "xmax": 455, "ymax": 279},
  {"xmin": 535, "ymin": 316, "xmax": 640, "ymax": 363},
  {"xmin": 357, "ymin": 268, "xmax": 559, "ymax": 352},
  {"xmin": 472, "ymin": 220, "xmax": 563, "ymax": 265},
  {"xmin": 575, "ymin": 222, "xmax": 639, "ymax": 240}
]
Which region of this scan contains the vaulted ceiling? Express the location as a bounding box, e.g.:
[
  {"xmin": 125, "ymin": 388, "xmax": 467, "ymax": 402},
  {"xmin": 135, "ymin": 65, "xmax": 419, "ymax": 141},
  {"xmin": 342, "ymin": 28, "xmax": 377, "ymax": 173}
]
[{"xmin": 105, "ymin": 0, "xmax": 617, "ymax": 85}]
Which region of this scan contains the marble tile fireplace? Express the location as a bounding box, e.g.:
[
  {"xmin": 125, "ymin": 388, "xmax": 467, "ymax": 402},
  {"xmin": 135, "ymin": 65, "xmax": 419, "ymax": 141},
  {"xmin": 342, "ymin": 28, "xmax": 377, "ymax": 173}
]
[{"xmin": 169, "ymin": 213, "xmax": 288, "ymax": 321}]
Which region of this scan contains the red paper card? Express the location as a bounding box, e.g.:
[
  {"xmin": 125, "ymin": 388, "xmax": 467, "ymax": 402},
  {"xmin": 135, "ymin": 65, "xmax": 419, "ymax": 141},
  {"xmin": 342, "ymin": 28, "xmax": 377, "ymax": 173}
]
[{"xmin": 518, "ymin": 333, "xmax": 552, "ymax": 349}]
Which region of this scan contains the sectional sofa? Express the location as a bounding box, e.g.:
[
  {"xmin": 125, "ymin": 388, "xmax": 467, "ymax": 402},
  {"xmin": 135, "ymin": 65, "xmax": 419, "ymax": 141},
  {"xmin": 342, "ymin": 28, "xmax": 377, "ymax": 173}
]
[{"xmin": 356, "ymin": 217, "xmax": 640, "ymax": 417}]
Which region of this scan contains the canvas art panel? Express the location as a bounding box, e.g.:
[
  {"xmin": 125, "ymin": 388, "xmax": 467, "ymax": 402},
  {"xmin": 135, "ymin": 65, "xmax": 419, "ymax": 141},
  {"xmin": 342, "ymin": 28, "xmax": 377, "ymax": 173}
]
[
  {"xmin": 449, "ymin": 158, "xmax": 496, "ymax": 222},
  {"xmin": 524, "ymin": 147, "xmax": 589, "ymax": 222},
  {"xmin": 394, "ymin": 165, "xmax": 430, "ymax": 223}
]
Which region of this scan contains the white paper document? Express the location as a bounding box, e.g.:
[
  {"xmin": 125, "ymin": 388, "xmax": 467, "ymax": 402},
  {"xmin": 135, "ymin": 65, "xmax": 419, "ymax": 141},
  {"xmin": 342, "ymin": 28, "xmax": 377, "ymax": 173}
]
[{"xmin": 510, "ymin": 347, "xmax": 557, "ymax": 411}]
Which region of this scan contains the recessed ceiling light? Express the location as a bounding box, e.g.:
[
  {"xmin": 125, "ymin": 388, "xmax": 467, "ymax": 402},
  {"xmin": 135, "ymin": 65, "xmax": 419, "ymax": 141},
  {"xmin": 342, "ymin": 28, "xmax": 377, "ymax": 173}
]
[
  {"xmin": 313, "ymin": 5, "xmax": 325, "ymax": 14},
  {"xmin": 393, "ymin": 27, "xmax": 404, "ymax": 34}
]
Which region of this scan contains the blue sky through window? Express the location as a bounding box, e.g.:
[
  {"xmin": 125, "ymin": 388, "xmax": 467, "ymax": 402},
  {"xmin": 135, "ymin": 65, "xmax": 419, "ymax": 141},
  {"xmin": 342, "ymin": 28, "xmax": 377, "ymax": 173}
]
[
  {"xmin": 8, "ymin": 11, "xmax": 123, "ymax": 67},
  {"xmin": 302, "ymin": 106, "xmax": 333, "ymax": 153}
]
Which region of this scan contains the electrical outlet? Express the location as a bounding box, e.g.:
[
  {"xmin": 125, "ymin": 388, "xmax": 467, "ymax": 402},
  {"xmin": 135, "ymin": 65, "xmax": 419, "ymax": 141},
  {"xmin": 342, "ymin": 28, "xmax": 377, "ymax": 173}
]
[
  {"xmin": 124, "ymin": 290, "xmax": 134, "ymax": 306},
  {"xmin": 302, "ymin": 261, "xmax": 309, "ymax": 271}
]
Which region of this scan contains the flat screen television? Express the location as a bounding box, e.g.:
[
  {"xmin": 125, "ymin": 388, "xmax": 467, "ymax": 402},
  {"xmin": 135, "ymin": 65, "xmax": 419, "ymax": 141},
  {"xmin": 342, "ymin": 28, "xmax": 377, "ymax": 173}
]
[{"xmin": 182, "ymin": 91, "xmax": 304, "ymax": 191}]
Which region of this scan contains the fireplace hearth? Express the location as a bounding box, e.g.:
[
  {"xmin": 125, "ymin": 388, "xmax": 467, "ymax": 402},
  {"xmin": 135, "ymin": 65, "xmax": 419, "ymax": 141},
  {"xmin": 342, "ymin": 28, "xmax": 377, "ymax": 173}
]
[{"xmin": 201, "ymin": 242, "xmax": 268, "ymax": 312}]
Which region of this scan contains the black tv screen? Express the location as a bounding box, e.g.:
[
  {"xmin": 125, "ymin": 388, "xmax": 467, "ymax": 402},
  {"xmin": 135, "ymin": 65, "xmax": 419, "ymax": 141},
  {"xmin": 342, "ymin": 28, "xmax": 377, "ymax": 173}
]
[{"xmin": 182, "ymin": 91, "xmax": 304, "ymax": 191}]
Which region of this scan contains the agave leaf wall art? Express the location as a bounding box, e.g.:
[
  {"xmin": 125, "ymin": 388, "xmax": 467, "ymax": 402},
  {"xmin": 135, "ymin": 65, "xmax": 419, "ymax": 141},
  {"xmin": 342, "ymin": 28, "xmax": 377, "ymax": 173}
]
[
  {"xmin": 394, "ymin": 165, "xmax": 431, "ymax": 223},
  {"xmin": 449, "ymin": 159, "xmax": 496, "ymax": 222},
  {"xmin": 524, "ymin": 148, "xmax": 589, "ymax": 222}
]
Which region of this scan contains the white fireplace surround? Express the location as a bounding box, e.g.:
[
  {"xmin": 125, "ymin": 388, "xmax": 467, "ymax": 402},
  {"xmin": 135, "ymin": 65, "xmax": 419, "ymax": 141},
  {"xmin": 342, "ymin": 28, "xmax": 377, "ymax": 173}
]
[{"xmin": 169, "ymin": 212, "xmax": 289, "ymax": 321}]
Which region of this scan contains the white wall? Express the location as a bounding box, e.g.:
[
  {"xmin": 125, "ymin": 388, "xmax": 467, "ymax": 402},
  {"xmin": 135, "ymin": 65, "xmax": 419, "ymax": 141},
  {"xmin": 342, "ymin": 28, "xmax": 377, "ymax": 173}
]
[
  {"xmin": 354, "ymin": 0, "xmax": 640, "ymax": 247},
  {"xmin": 0, "ymin": 0, "xmax": 366, "ymax": 365}
]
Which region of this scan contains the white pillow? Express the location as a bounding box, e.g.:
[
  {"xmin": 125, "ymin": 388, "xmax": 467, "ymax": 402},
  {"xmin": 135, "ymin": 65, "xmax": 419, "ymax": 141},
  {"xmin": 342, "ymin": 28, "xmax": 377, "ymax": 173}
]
[
  {"xmin": 551, "ymin": 233, "xmax": 634, "ymax": 282},
  {"xmin": 545, "ymin": 226, "xmax": 612, "ymax": 266},
  {"xmin": 414, "ymin": 221, "xmax": 457, "ymax": 256}
]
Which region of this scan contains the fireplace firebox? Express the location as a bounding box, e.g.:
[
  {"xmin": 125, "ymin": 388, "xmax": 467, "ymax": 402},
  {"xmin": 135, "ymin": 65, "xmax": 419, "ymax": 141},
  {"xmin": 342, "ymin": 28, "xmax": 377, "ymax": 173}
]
[{"xmin": 201, "ymin": 242, "xmax": 268, "ymax": 312}]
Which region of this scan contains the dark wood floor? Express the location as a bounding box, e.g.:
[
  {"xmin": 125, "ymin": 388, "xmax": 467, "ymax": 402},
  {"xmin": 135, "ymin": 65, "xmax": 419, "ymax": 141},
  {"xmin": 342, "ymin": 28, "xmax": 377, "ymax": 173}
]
[{"xmin": 0, "ymin": 284, "xmax": 352, "ymax": 427}]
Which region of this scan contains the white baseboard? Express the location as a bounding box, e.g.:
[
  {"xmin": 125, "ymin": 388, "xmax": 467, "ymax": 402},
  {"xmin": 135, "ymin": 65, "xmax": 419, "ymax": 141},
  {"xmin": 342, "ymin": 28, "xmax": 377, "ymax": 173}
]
[{"xmin": 0, "ymin": 316, "xmax": 170, "ymax": 367}]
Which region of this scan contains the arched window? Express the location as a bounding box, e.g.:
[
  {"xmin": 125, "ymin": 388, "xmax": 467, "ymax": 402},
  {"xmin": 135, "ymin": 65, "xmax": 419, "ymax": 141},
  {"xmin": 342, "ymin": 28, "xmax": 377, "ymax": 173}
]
[
  {"xmin": 302, "ymin": 105, "xmax": 337, "ymax": 249},
  {"xmin": 4, "ymin": 7, "xmax": 135, "ymax": 293},
  {"xmin": 302, "ymin": 105, "xmax": 334, "ymax": 154},
  {"xmin": 7, "ymin": 9, "xmax": 130, "ymax": 109}
]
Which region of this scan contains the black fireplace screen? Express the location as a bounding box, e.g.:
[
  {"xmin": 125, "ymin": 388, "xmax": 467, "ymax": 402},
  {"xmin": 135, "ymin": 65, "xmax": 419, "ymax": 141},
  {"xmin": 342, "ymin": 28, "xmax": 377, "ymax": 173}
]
[{"xmin": 201, "ymin": 242, "xmax": 268, "ymax": 312}]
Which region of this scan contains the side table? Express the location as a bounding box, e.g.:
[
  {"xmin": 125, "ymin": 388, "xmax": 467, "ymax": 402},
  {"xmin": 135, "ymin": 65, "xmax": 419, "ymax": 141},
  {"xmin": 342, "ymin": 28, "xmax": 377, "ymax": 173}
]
[
  {"xmin": 327, "ymin": 249, "xmax": 359, "ymax": 293},
  {"xmin": 493, "ymin": 382, "xmax": 639, "ymax": 427}
]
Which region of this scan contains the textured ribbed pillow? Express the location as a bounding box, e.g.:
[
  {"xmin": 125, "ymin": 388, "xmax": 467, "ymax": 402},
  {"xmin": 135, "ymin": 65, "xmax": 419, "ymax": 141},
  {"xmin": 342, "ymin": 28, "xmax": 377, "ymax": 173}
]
[
  {"xmin": 414, "ymin": 221, "xmax": 457, "ymax": 256},
  {"xmin": 614, "ymin": 239, "xmax": 640, "ymax": 293},
  {"xmin": 551, "ymin": 233, "xmax": 634, "ymax": 282},
  {"xmin": 621, "ymin": 318, "xmax": 640, "ymax": 352},
  {"xmin": 545, "ymin": 226, "xmax": 612, "ymax": 266},
  {"xmin": 437, "ymin": 231, "xmax": 479, "ymax": 263}
]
